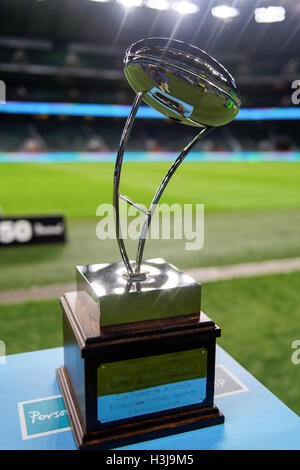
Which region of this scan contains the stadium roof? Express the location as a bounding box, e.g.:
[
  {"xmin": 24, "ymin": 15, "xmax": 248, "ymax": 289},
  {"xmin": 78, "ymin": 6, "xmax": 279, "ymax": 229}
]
[{"xmin": 0, "ymin": 0, "xmax": 299, "ymax": 60}]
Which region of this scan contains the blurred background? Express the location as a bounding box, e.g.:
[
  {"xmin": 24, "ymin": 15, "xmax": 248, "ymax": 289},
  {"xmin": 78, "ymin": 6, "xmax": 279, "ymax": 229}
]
[{"xmin": 0, "ymin": 0, "xmax": 299, "ymax": 415}]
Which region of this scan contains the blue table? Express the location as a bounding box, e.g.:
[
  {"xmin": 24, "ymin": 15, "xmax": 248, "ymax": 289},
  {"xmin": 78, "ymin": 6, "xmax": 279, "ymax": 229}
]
[{"xmin": 0, "ymin": 346, "xmax": 299, "ymax": 450}]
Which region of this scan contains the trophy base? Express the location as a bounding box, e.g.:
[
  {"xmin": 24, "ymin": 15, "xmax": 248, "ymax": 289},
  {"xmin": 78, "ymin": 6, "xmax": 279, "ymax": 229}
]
[
  {"xmin": 76, "ymin": 258, "xmax": 201, "ymax": 327},
  {"xmin": 57, "ymin": 290, "xmax": 224, "ymax": 450},
  {"xmin": 57, "ymin": 365, "xmax": 224, "ymax": 450}
]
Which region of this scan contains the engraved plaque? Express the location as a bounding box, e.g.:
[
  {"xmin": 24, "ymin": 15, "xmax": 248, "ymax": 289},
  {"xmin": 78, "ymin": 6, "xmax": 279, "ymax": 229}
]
[{"xmin": 97, "ymin": 348, "xmax": 207, "ymax": 423}]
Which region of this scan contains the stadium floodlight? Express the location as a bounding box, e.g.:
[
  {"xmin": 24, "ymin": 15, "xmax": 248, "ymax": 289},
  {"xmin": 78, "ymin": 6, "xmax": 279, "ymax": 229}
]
[
  {"xmin": 145, "ymin": 0, "xmax": 170, "ymax": 11},
  {"xmin": 211, "ymin": 5, "xmax": 240, "ymax": 20},
  {"xmin": 255, "ymin": 6, "xmax": 285, "ymax": 23},
  {"xmin": 171, "ymin": 1, "xmax": 199, "ymax": 15},
  {"xmin": 117, "ymin": 0, "xmax": 143, "ymax": 7}
]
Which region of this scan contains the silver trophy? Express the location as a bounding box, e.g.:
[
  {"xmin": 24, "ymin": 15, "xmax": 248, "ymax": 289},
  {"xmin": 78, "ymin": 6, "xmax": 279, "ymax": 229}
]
[
  {"xmin": 57, "ymin": 37, "xmax": 241, "ymax": 450},
  {"xmin": 77, "ymin": 37, "xmax": 241, "ymax": 327}
]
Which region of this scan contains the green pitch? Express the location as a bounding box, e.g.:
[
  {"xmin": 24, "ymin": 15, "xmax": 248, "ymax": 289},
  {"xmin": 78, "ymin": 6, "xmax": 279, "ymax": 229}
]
[
  {"xmin": 0, "ymin": 161, "xmax": 300, "ymax": 290},
  {"xmin": 0, "ymin": 161, "xmax": 299, "ymax": 416},
  {"xmin": 1, "ymin": 210, "xmax": 300, "ymax": 291},
  {"xmin": 0, "ymin": 161, "xmax": 300, "ymax": 217},
  {"xmin": 1, "ymin": 270, "xmax": 299, "ymax": 415}
]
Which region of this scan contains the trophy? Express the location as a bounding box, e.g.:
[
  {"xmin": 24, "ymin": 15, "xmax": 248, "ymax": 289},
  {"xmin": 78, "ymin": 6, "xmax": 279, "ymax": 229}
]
[{"xmin": 56, "ymin": 37, "xmax": 240, "ymax": 450}]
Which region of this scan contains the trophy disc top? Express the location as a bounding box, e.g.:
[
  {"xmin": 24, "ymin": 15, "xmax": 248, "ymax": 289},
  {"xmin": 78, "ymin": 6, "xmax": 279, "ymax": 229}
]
[{"xmin": 124, "ymin": 37, "xmax": 241, "ymax": 127}]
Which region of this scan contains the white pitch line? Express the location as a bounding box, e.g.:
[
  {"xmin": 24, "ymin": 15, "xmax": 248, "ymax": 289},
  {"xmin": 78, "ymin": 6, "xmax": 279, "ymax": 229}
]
[
  {"xmin": 187, "ymin": 256, "xmax": 300, "ymax": 282},
  {"xmin": 0, "ymin": 282, "xmax": 75, "ymax": 305},
  {"xmin": 1, "ymin": 257, "xmax": 300, "ymax": 304}
]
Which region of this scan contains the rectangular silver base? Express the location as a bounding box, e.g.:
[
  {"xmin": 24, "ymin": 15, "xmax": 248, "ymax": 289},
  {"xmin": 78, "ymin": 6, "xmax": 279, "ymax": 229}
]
[{"xmin": 76, "ymin": 258, "xmax": 201, "ymax": 327}]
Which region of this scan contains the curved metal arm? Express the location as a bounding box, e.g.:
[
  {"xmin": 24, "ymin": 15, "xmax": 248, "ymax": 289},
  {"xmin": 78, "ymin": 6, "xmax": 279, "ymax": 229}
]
[
  {"xmin": 135, "ymin": 125, "xmax": 213, "ymax": 274},
  {"xmin": 113, "ymin": 91, "xmax": 144, "ymax": 275},
  {"xmin": 113, "ymin": 92, "xmax": 213, "ymax": 279}
]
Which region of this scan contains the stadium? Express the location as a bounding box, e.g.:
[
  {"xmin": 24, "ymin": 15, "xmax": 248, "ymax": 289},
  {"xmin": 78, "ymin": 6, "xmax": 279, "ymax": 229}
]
[{"xmin": 0, "ymin": 0, "xmax": 299, "ymax": 452}]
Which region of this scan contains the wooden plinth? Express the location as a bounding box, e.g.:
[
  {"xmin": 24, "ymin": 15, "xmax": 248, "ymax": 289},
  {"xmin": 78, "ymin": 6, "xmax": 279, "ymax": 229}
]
[
  {"xmin": 56, "ymin": 291, "xmax": 224, "ymax": 450},
  {"xmin": 57, "ymin": 365, "xmax": 223, "ymax": 450}
]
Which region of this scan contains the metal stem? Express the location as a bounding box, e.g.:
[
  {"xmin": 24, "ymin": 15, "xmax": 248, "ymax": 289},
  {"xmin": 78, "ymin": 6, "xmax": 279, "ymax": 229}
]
[
  {"xmin": 113, "ymin": 91, "xmax": 144, "ymax": 274},
  {"xmin": 134, "ymin": 126, "xmax": 213, "ymax": 274},
  {"xmin": 113, "ymin": 92, "xmax": 213, "ymax": 278}
]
